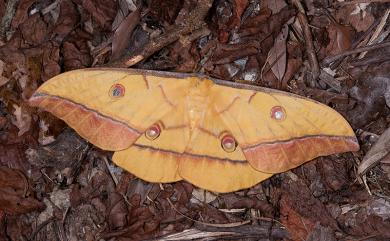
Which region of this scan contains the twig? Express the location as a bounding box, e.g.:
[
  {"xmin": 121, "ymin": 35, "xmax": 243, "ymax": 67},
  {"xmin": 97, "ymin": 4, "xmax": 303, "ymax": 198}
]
[
  {"xmin": 322, "ymin": 41, "xmax": 390, "ymax": 66},
  {"xmin": 155, "ymin": 229, "xmax": 238, "ymax": 241},
  {"xmin": 102, "ymin": 156, "xmax": 118, "ymax": 186},
  {"xmin": 54, "ymin": 220, "xmax": 68, "ymax": 241},
  {"xmin": 62, "ymin": 206, "xmax": 70, "ymax": 224},
  {"xmin": 218, "ymin": 208, "xmax": 246, "ymax": 213},
  {"xmin": 358, "ymin": 8, "xmax": 390, "ymax": 58},
  {"xmin": 159, "ymin": 184, "xmax": 251, "ymax": 228},
  {"xmin": 335, "ymin": 0, "xmax": 390, "ymax": 6},
  {"xmin": 30, "ymin": 217, "xmax": 56, "ymax": 241},
  {"xmin": 40, "ymin": 168, "xmax": 55, "ymax": 183},
  {"xmin": 326, "ymin": 15, "xmax": 381, "ymax": 69},
  {"xmin": 319, "ymin": 69, "xmax": 342, "ymax": 92},
  {"xmin": 109, "ymin": 0, "xmax": 213, "ymax": 67},
  {"xmin": 251, "ymin": 215, "xmax": 286, "ymax": 227},
  {"xmin": 179, "ymin": 27, "xmax": 211, "ymax": 47},
  {"xmin": 166, "ymin": 197, "xmax": 251, "ymax": 228},
  {"xmin": 362, "ymin": 175, "xmax": 372, "ymax": 195},
  {"xmin": 41, "ymin": 0, "xmax": 61, "ymax": 15},
  {"xmin": 346, "ymin": 234, "xmax": 380, "ymax": 241},
  {"xmin": 292, "ymin": 0, "xmax": 320, "ymax": 86}
]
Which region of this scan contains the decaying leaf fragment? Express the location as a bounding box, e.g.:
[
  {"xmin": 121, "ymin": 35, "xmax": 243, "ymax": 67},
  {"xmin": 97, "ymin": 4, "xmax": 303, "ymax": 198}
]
[
  {"xmin": 0, "ymin": 166, "xmax": 44, "ymax": 214},
  {"xmin": 11, "ymin": 104, "xmax": 31, "ymax": 136}
]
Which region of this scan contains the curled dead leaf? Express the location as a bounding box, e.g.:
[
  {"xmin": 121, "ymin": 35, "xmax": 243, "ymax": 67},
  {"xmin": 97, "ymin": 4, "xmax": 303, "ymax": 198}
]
[{"xmin": 358, "ymin": 127, "xmax": 390, "ymax": 176}]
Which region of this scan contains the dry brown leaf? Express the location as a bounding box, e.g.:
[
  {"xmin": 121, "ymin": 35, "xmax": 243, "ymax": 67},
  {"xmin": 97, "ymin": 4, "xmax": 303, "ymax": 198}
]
[
  {"xmin": 62, "ymin": 38, "xmax": 92, "ymax": 70},
  {"xmin": 325, "ymin": 20, "xmax": 353, "ymax": 56},
  {"xmin": 264, "ymin": 0, "xmax": 287, "ymax": 14},
  {"xmin": 268, "ymin": 25, "xmax": 288, "ymax": 81},
  {"xmin": 11, "ymin": 0, "xmax": 36, "ymax": 29},
  {"xmin": 191, "ymin": 188, "xmax": 217, "ymax": 204},
  {"xmin": 280, "ymin": 173, "xmax": 339, "ymax": 241},
  {"xmin": 111, "ymin": 9, "xmax": 140, "ymax": 60},
  {"xmin": 19, "ymin": 14, "xmax": 48, "ymax": 46},
  {"xmin": 76, "ymin": 0, "xmax": 117, "ymax": 30},
  {"xmin": 336, "ymin": 3, "xmax": 375, "ymax": 32},
  {"xmin": 149, "ymin": 0, "xmax": 184, "ymax": 24},
  {"xmin": 112, "ymin": 0, "xmax": 137, "ymax": 31},
  {"xmin": 107, "ymin": 192, "xmax": 128, "ymax": 230},
  {"xmin": 358, "ymin": 127, "xmax": 390, "ymax": 176},
  {"xmin": 53, "ymin": 0, "xmax": 79, "ymax": 41},
  {"xmin": 232, "ymin": 0, "xmax": 249, "ymax": 28},
  {"xmin": 41, "ymin": 42, "xmax": 61, "ymax": 81},
  {"xmin": 0, "ymin": 166, "xmax": 44, "ymax": 214}
]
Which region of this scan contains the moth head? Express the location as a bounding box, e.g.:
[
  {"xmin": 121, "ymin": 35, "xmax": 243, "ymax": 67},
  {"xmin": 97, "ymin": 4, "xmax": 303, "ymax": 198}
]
[
  {"xmin": 221, "ymin": 134, "xmax": 237, "ymax": 153},
  {"xmin": 109, "ymin": 83, "xmax": 125, "ymax": 98},
  {"xmin": 270, "ymin": 106, "xmax": 286, "ymax": 121},
  {"xmin": 145, "ymin": 124, "xmax": 161, "ymax": 140}
]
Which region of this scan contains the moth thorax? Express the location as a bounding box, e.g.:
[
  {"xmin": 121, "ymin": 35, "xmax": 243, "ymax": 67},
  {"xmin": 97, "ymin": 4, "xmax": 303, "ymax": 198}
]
[{"xmin": 186, "ymin": 89, "xmax": 209, "ymax": 130}]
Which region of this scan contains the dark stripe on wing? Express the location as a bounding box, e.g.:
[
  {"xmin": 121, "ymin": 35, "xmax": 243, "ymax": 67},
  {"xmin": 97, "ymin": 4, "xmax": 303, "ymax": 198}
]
[
  {"xmin": 243, "ymin": 135, "xmax": 359, "ymax": 150},
  {"xmin": 132, "ymin": 143, "xmax": 248, "ymax": 165},
  {"xmin": 30, "ymin": 92, "xmax": 142, "ymax": 134}
]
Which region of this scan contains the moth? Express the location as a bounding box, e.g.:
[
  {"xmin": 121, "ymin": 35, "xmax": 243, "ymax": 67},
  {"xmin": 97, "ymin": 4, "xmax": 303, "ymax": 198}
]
[{"xmin": 29, "ymin": 68, "xmax": 359, "ymax": 192}]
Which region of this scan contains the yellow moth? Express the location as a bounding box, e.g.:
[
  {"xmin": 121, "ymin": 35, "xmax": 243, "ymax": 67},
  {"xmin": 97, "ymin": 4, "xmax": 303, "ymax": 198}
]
[{"xmin": 29, "ymin": 68, "xmax": 359, "ymax": 192}]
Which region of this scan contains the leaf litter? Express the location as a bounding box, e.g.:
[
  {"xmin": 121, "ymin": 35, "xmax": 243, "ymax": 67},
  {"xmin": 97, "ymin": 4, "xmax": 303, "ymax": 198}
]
[{"xmin": 0, "ymin": 0, "xmax": 390, "ymax": 240}]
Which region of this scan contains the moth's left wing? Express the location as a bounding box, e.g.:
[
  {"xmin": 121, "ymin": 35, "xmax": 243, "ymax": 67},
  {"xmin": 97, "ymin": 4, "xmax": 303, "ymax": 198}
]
[
  {"xmin": 211, "ymin": 83, "xmax": 359, "ymax": 174},
  {"xmin": 29, "ymin": 69, "xmax": 191, "ymax": 151}
]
